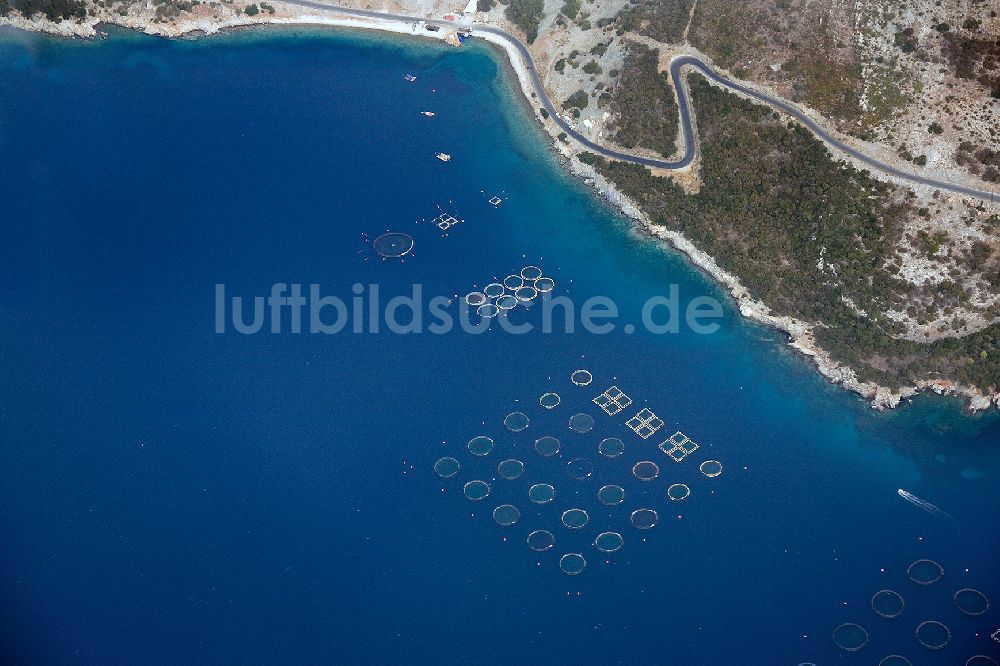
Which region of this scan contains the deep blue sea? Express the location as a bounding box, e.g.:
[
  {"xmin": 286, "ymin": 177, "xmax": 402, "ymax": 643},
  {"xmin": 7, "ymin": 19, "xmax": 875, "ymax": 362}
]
[{"xmin": 1, "ymin": 25, "xmax": 998, "ymax": 665}]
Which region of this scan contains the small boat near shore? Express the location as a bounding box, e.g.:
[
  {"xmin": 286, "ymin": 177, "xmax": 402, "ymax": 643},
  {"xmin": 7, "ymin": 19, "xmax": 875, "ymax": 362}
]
[
  {"xmin": 421, "ymin": 111, "xmax": 435, "ymax": 117},
  {"xmin": 436, "ymin": 152, "xmax": 451, "ymax": 162}
]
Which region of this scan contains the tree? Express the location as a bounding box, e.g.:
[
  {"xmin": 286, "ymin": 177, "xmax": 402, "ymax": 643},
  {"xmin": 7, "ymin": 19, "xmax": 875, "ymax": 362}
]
[
  {"xmin": 562, "ymin": 89, "xmax": 589, "ymax": 110},
  {"xmin": 11, "ymin": 0, "xmax": 86, "ymax": 20},
  {"xmin": 560, "ymin": 0, "xmax": 580, "ymax": 20},
  {"xmin": 505, "ymin": 0, "xmax": 545, "ymax": 43}
]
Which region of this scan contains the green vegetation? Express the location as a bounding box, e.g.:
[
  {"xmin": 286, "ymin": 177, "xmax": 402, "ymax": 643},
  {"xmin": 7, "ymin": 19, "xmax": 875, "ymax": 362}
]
[
  {"xmin": 505, "ymin": 0, "xmax": 545, "ymax": 43},
  {"xmin": 894, "ymin": 28, "xmax": 917, "ymax": 53},
  {"xmin": 957, "ymin": 143, "xmax": 1000, "ymax": 183},
  {"xmin": 151, "ymin": 0, "xmax": 192, "ymax": 21},
  {"xmin": 857, "ymin": 63, "xmax": 913, "ymax": 132},
  {"xmin": 943, "ymin": 31, "xmax": 1000, "ymax": 99},
  {"xmin": 609, "ymin": 43, "xmax": 678, "ymax": 157},
  {"xmin": 969, "ymin": 241, "xmax": 992, "ymax": 271},
  {"xmin": 259, "ymin": 2, "xmax": 274, "ymax": 13},
  {"xmin": 687, "ymin": 0, "xmax": 863, "ymax": 126},
  {"xmin": 594, "ymin": 74, "xmax": 1000, "ymax": 393},
  {"xmin": 917, "ymin": 230, "xmax": 948, "ymax": 258},
  {"xmin": 244, "ymin": 3, "xmax": 258, "ymax": 16},
  {"xmin": 688, "ymin": 0, "xmax": 753, "ymax": 69},
  {"xmin": 616, "ymin": 0, "xmax": 692, "ymax": 43},
  {"xmin": 476, "ymin": 0, "xmax": 495, "ymax": 12},
  {"xmin": 560, "ymin": 0, "xmax": 580, "ymax": 20},
  {"xmin": 782, "ymin": 34, "xmax": 862, "ymax": 124},
  {"xmin": 562, "ymin": 89, "xmax": 589, "ymax": 110},
  {"xmin": 6, "ymin": 0, "xmax": 85, "ymax": 20},
  {"xmin": 582, "ymin": 59, "xmax": 602, "ymax": 75}
]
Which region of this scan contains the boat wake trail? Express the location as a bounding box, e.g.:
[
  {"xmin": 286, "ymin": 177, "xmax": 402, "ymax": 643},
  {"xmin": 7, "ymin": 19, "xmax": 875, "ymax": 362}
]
[{"xmin": 898, "ymin": 489, "xmax": 954, "ymax": 522}]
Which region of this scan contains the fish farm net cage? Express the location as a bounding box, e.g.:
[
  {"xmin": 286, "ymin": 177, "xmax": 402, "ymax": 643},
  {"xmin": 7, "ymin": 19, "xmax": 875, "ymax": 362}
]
[{"xmin": 372, "ymin": 232, "xmax": 414, "ymax": 258}]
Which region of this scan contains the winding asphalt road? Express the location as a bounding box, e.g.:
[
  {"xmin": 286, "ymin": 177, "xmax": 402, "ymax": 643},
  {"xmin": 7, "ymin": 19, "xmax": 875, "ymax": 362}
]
[{"xmin": 275, "ymin": 0, "xmax": 997, "ymax": 203}]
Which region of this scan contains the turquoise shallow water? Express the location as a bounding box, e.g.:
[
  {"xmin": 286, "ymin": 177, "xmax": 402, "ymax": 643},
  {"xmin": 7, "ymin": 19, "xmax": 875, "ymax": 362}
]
[{"xmin": 0, "ymin": 25, "xmax": 998, "ymax": 664}]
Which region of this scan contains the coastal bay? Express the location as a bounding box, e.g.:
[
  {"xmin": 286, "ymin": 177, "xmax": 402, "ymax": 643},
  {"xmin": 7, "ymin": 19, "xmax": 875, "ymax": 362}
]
[{"xmin": 1, "ymin": 26, "xmax": 998, "ymax": 664}]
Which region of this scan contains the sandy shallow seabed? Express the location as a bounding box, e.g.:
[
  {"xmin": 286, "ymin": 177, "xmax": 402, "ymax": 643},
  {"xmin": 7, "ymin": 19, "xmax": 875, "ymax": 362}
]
[{"xmin": 2, "ymin": 5, "xmax": 998, "ymax": 412}]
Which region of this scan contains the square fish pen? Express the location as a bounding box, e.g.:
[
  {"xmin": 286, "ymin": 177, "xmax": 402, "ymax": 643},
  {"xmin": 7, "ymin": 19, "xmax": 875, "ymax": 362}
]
[
  {"xmin": 625, "ymin": 408, "xmax": 664, "ymax": 439},
  {"xmin": 593, "ymin": 385, "xmax": 633, "ymax": 416},
  {"xmin": 434, "ymin": 213, "xmax": 461, "ymax": 230},
  {"xmin": 659, "ymin": 431, "xmax": 699, "ymax": 461}
]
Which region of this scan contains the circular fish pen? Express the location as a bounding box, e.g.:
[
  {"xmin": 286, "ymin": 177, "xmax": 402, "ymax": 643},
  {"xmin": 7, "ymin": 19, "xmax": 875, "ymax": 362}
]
[
  {"xmin": 497, "ymin": 459, "xmax": 525, "ymax": 480},
  {"xmin": 483, "ymin": 283, "xmax": 505, "ymax": 298},
  {"xmin": 372, "ymin": 232, "xmax": 414, "ymax": 258},
  {"xmin": 528, "ymin": 483, "xmax": 556, "ymax": 504},
  {"xmin": 477, "ymin": 303, "xmax": 499, "ymax": 318},
  {"xmin": 699, "ymin": 460, "xmax": 723, "ymax": 477},
  {"xmin": 594, "ymin": 532, "xmax": 624, "ymax": 553},
  {"xmin": 870, "ymin": 590, "xmax": 905, "ymax": 618},
  {"xmin": 520, "ymin": 265, "xmax": 543, "ymax": 281},
  {"xmin": 535, "ymin": 277, "xmax": 555, "ymax": 292},
  {"xmin": 878, "ymin": 657, "xmax": 912, "ymax": 666},
  {"xmin": 953, "ymin": 588, "xmax": 990, "ymax": 616},
  {"xmin": 598, "ymin": 437, "xmax": 625, "ymax": 458},
  {"xmin": 907, "ymin": 559, "xmax": 944, "ymax": 585},
  {"xmin": 433, "ymin": 456, "xmax": 460, "ymax": 478},
  {"xmin": 496, "ymin": 294, "xmax": 518, "ymax": 310},
  {"xmin": 467, "ymin": 435, "xmax": 494, "ymax": 456},
  {"xmin": 559, "ymin": 553, "xmax": 586, "ymax": 575},
  {"xmin": 632, "ymin": 461, "xmax": 660, "ymax": 481},
  {"xmin": 534, "ymin": 435, "xmax": 561, "ymax": 457},
  {"xmin": 503, "ymin": 275, "xmax": 524, "ymax": 290},
  {"xmin": 463, "ymin": 480, "xmax": 491, "ymax": 501},
  {"xmin": 914, "ymin": 620, "xmax": 950, "ymax": 650},
  {"xmin": 527, "ymin": 529, "xmax": 555, "ymax": 552},
  {"xmin": 568, "ymin": 413, "xmax": 595, "ymax": 434},
  {"xmin": 570, "ymin": 369, "xmax": 593, "ymax": 386},
  {"xmin": 561, "ymin": 508, "xmax": 589, "ymax": 529},
  {"xmin": 597, "ymin": 484, "xmax": 625, "ymax": 506},
  {"xmin": 567, "ymin": 458, "xmax": 595, "ymax": 480},
  {"xmin": 504, "ymin": 411, "xmax": 530, "ymax": 432},
  {"xmin": 539, "ymin": 392, "xmax": 561, "ymax": 409},
  {"xmin": 492, "ymin": 504, "xmax": 521, "ymax": 526},
  {"xmin": 630, "ymin": 508, "xmax": 658, "ymax": 530},
  {"xmin": 831, "ymin": 623, "xmax": 869, "ymax": 652},
  {"xmin": 465, "ymin": 291, "xmax": 486, "ymax": 306},
  {"xmin": 667, "ymin": 483, "xmax": 691, "ymax": 501},
  {"xmin": 967, "ymin": 657, "xmax": 1000, "ymax": 666},
  {"xmin": 535, "ymin": 435, "xmax": 562, "ymax": 458},
  {"xmin": 514, "ymin": 286, "xmax": 538, "ymax": 302}
]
